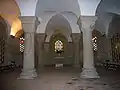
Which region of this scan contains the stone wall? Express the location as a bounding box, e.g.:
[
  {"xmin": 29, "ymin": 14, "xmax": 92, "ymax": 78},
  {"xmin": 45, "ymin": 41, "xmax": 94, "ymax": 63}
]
[
  {"xmin": 4, "ymin": 37, "xmax": 22, "ymax": 66},
  {"xmin": 35, "ymin": 33, "xmax": 82, "ymax": 67},
  {"xmin": 71, "ymin": 33, "xmax": 82, "ymax": 67},
  {"xmin": 3, "ymin": 33, "xmax": 83, "ymax": 67},
  {"xmin": 97, "ymin": 36, "xmax": 112, "ymax": 63}
]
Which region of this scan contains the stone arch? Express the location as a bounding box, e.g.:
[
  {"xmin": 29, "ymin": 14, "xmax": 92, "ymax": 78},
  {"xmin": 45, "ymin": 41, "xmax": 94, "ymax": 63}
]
[
  {"xmin": 15, "ymin": 0, "xmax": 38, "ymax": 16},
  {"xmin": 108, "ymin": 13, "xmax": 120, "ymax": 36},
  {"xmin": 35, "ymin": 0, "xmax": 80, "ymax": 17},
  {"xmin": 96, "ymin": 0, "xmax": 120, "ymax": 16},
  {"xmin": 0, "ymin": 0, "xmax": 21, "ymax": 18},
  {"xmin": 95, "ymin": 12, "xmax": 114, "ymax": 35},
  {"xmin": 36, "ymin": 11, "xmax": 80, "ymax": 34},
  {"xmin": 95, "ymin": 0, "xmax": 120, "ymax": 35},
  {"xmin": 60, "ymin": 12, "xmax": 80, "ymax": 33},
  {"xmin": 44, "ymin": 13, "xmax": 73, "ymax": 42},
  {"xmin": 0, "ymin": 0, "xmax": 21, "ymax": 36}
]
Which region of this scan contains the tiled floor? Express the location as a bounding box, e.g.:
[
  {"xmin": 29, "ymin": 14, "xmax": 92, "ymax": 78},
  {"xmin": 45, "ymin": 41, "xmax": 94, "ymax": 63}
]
[{"xmin": 0, "ymin": 67, "xmax": 120, "ymax": 90}]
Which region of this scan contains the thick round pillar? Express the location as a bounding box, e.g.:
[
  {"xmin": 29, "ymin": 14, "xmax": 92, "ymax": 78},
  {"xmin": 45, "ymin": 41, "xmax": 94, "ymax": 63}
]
[
  {"xmin": 79, "ymin": 16, "xmax": 100, "ymax": 78},
  {"xmin": 19, "ymin": 16, "xmax": 38, "ymax": 79}
]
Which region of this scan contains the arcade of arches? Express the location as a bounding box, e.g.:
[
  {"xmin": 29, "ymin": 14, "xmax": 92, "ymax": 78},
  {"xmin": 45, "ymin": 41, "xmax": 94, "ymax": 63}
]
[{"xmin": 0, "ymin": 0, "xmax": 120, "ymax": 80}]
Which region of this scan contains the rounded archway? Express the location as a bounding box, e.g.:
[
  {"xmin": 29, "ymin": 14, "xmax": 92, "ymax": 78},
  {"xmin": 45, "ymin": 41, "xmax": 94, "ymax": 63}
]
[
  {"xmin": 45, "ymin": 14, "xmax": 72, "ymax": 42},
  {"xmin": 0, "ymin": 0, "xmax": 21, "ymax": 36},
  {"xmin": 42, "ymin": 13, "xmax": 74, "ymax": 66}
]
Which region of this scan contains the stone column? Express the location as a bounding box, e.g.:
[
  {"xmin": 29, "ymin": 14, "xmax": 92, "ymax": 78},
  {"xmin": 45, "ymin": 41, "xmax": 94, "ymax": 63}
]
[
  {"xmin": 19, "ymin": 16, "xmax": 38, "ymax": 79},
  {"xmin": 72, "ymin": 33, "xmax": 80, "ymax": 67},
  {"xmin": 36, "ymin": 34, "xmax": 46, "ymax": 67},
  {"xmin": 79, "ymin": 16, "xmax": 100, "ymax": 78}
]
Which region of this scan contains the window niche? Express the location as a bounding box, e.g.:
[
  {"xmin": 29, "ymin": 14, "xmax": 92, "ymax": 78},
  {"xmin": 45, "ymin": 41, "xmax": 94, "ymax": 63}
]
[{"xmin": 54, "ymin": 40, "xmax": 64, "ymax": 56}]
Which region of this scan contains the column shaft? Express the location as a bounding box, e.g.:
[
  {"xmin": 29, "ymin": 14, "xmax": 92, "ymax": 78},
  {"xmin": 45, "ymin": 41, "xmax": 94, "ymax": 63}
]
[
  {"xmin": 83, "ymin": 30, "xmax": 94, "ymax": 68},
  {"xmin": 19, "ymin": 16, "xmax": 38, "ymax": 79},
  {"xmin": 23, "ymin": 33, "xmax": 35, "ymax": 69},
  {"xmin": 20, "ymin": 32, "xmax": 37, "ymax": 79},
  {"xmin": 79, "ymin": 16, "xmax": 100, "ymax": 78}
]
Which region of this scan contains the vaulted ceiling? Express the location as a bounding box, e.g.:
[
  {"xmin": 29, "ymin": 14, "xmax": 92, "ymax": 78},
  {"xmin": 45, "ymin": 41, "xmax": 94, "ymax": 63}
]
[{"xmin": 0, "ymin": 0, "xmax": 120, "ymax": 36}]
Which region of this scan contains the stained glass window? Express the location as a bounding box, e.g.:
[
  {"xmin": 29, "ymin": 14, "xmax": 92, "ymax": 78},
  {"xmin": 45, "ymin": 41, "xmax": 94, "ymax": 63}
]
[
  {"xmin": 92, "ymin": 36, "xmax": 97, "ymax": 51},
  {"xmin": 54, "ymin": 40, "xmax": 64, "ymax": 54},
  {"xmin": 20, "ymin": 37, "xmax": 25, "ymax": 52}
]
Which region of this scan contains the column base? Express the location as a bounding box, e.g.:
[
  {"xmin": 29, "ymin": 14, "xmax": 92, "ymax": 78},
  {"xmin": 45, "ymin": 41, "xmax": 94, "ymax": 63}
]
[
  {"xmin": 19, "ymin": 68, "xmax": 37, "ymax": 79},
  {"xmin": 80, "ymin": 68, "xmax": 100, "ymax": 79}
]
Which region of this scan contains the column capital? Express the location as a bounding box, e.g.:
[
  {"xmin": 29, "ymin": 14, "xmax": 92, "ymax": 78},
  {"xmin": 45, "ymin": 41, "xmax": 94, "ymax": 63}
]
[
  {"xmin": 19, "ymin": 16, "xmax": 40, "ymax": 33},
  {"xmin": 19, "ymin": 16, "xmax": 37, "ymax": 24},
  {"xmin": 78, "ymin": 16, "xmax": 97, "ymax": 31}
]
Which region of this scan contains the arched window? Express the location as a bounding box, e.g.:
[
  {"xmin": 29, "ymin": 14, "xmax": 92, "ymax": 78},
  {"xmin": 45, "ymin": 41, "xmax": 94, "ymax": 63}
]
[
  {"xmin": 54, "ymin": 40, "xmax": 64, "ymax": 54},
  {"xmin": 20, "ymin": 37, "xmax": 25, "ymax": 53}
]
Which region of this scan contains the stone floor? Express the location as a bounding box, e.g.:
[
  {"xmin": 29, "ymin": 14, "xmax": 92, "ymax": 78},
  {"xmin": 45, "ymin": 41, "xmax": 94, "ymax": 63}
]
[{"xmin": 0, "ymin": 67, "xmax": 120, "ymax": 90}]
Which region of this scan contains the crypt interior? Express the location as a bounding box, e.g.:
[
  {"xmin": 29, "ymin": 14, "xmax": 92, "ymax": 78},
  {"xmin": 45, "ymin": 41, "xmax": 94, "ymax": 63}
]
[{"xmin": 0, "ymin": 0, "xmax": 120, "ymax": 90}]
